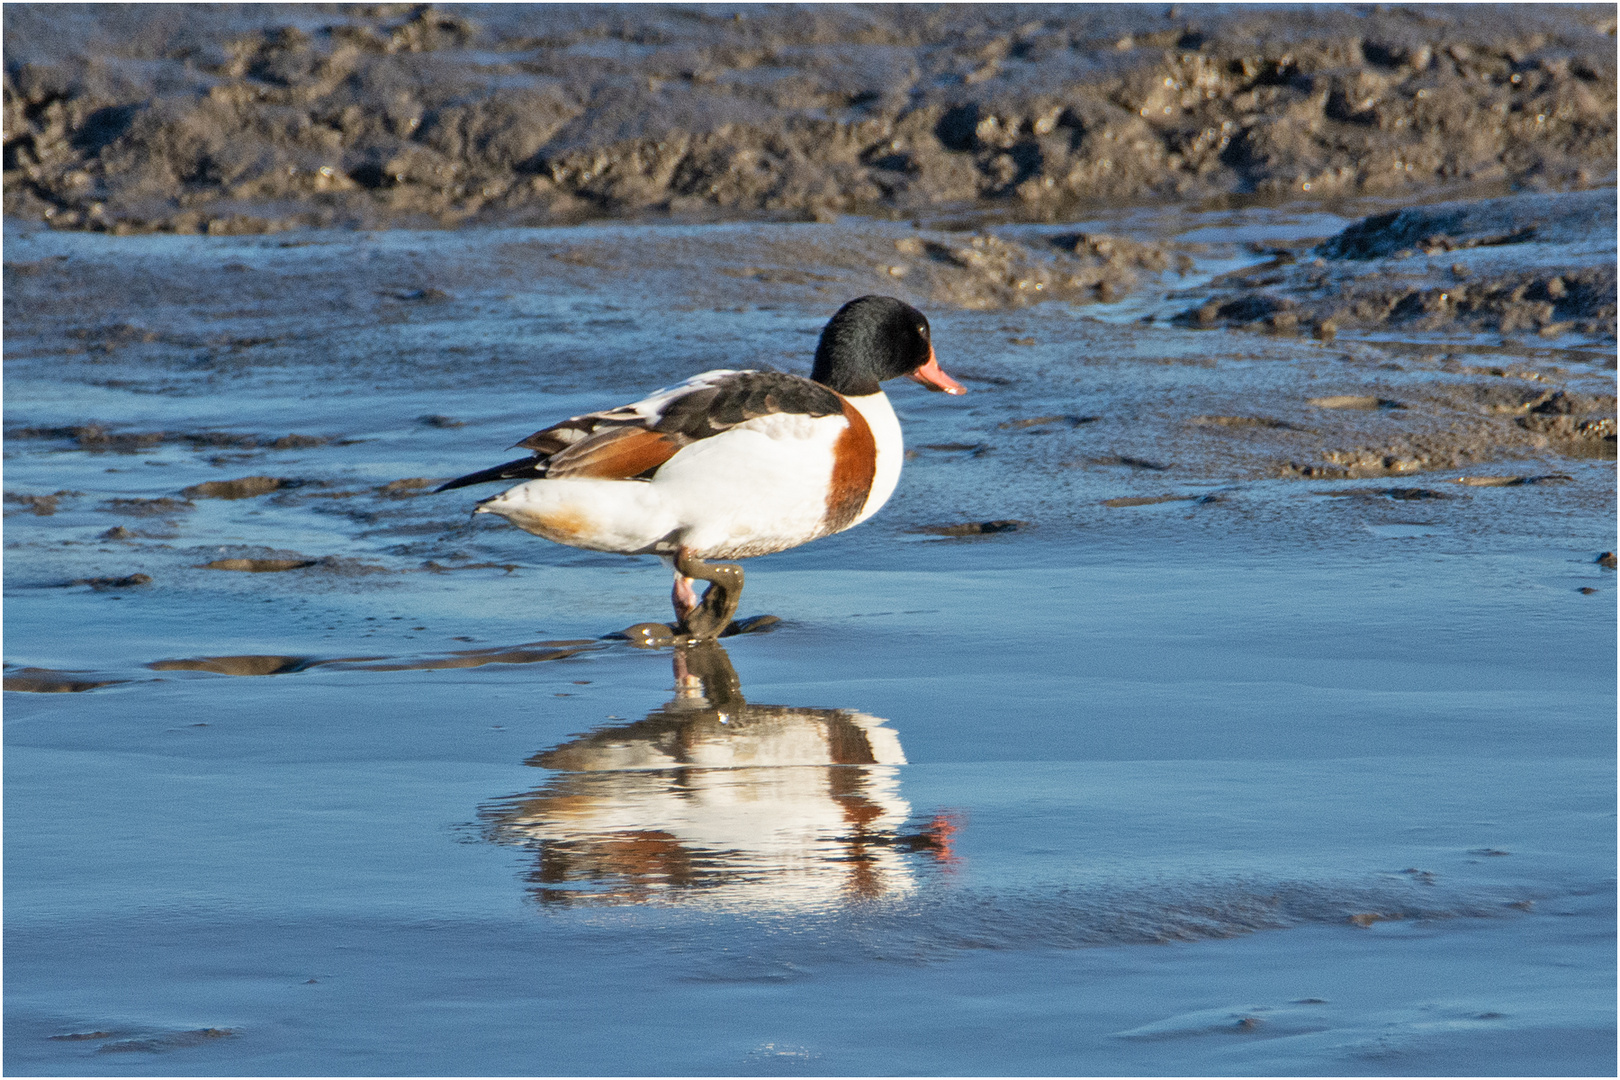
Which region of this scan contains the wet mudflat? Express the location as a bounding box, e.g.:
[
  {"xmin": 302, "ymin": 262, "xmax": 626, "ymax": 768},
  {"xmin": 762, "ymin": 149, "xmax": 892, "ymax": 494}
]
[{"xmin": 4, "ymin": 191, "xmax": 1615, "ymax": 1077}]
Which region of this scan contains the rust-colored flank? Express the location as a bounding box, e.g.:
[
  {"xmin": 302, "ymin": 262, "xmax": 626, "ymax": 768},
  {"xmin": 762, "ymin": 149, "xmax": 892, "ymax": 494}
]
[{"xmin": 823, "ymin": 397, "xmax": 877, "ymax": 534}]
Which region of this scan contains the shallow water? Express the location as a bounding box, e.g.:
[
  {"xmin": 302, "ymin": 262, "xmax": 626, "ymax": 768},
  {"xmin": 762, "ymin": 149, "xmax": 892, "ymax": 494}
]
[{"xmin": 4, "ymin": 206, "xmax": 1615, "ymax": 1075}]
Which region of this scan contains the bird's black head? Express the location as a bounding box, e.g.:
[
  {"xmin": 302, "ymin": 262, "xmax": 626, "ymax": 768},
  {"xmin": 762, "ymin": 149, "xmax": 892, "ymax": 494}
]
[{"xmin": 810, "ymin": 296, "xmax": 964, "ymax": 397}]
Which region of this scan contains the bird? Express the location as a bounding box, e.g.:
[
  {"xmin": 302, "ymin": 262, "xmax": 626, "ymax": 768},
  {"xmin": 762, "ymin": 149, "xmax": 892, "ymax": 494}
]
[{"xmin": 435, "ymin": 295, "xmax": 965, "ymax": 640}]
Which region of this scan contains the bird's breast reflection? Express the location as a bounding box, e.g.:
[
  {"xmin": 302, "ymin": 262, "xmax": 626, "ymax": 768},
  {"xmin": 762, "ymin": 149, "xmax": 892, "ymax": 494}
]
[{"xmin": 480, "ymin": 642, "xmax": 959, "ymax": 909}]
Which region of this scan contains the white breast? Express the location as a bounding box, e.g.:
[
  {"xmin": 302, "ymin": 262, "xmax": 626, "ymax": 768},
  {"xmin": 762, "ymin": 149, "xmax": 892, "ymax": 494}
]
[{"xmin": 650, "ymin": 413, "xmax": 847, "ymax": 556}]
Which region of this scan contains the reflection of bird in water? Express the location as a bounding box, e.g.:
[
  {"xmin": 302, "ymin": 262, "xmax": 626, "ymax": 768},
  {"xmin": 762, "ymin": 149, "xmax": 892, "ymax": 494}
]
[
  {"xmin": 481, "ymin": 642, "xmax": 960, "ymax": 908},
  {"xmin": 436, "ymin": 296, "xmax": 964, "ymax": 639}
]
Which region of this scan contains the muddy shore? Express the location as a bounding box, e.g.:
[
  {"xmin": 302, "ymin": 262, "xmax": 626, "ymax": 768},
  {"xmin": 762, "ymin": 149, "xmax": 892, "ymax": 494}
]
[
  {"xmin": 6, "ymin": 182, "xmax": 1613, "ymax": 513},
  {"xmin": 5, "ymin": 4, "xmax": 1615, "ymax": 234},
  {"xmin": 3, "ymin": 7, "xmax": 1616, "ymax": 1077}
]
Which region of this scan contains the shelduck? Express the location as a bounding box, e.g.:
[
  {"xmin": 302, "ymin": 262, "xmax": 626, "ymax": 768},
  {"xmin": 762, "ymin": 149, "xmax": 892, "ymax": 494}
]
[{"xmin": 436, "ymin": 295, "xmax": 965, "ymax": 638}]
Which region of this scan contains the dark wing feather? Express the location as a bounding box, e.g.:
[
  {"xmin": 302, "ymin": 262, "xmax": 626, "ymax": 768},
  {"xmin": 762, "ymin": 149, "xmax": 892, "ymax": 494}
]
[
  {"xmin": 434, "ymin": 455, "xmax": 548, "ymax": 493},
  {"xmin": 652, "ymin": 373, "xmax": 841, "ymax": 441},
  {"xmin": 436, "ymin": 370, "xmax": 845, "ymax": 493},
  {"xmin": 514, "ymin": 423, "xmax": 589, "ymax": 455}
]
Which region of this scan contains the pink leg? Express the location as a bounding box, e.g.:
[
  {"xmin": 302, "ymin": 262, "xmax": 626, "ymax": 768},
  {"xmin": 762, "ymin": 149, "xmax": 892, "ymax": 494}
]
[{"xmin": 671, "ymin": 572, "xmax": 700, "ymax": 624}]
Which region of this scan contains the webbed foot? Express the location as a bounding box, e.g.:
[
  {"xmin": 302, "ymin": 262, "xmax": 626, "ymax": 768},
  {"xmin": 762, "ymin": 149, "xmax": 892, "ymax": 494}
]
[{"xmin": 672, "ymin": 548, "xmax": 744, "ymax": 641}]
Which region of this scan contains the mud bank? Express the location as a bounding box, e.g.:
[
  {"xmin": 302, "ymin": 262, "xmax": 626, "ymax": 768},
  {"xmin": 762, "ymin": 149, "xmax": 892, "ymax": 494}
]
[{"xmin": 5, "ymin": 4, "xmax": 1615, "ymax": 234}]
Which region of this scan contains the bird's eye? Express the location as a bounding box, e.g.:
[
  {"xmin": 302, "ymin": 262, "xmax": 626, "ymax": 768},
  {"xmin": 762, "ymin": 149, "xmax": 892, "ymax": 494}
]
[{"xmin": 917, "ymin": 325, "xmax": 929, "ymax": 337}]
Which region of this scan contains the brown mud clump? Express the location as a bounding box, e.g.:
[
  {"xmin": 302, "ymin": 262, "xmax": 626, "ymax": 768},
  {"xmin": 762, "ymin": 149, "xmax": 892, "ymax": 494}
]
[
  {"xmin": 4, "ymin": 6, "xmax": 1613, "ymax": 233},
  {"xmin": 203, "ymin": 557, "xmax": 318, "ymax": 573},
  {"xmin": 94, "ymin": 1029, "xmax": 237, "ymax": 1054},
  {"xmin": 1102, "ymin": 494, "xmax": 1203, "ymax": 508},
  {"xmin": 378, "ymin": 477, "xmax": 445, "ymax": 498},
  {"xmin": 69, "ymin": 573, "xmax": 152, "ymax": 590},
  {"xmin": 4, "ymin": 489, "xmax": 81, "ymax": 516},
  {"xmin": 5, "ymin": 425, "xmax": 339, "ymax": 453},
  {"xmin": 3, "ymin": 667, "xmax": 126, "ymax": 693},
  {"xmin": 197, "ymin": 552, "xmax": 390, "ymax": 575},
  {"xmin": 1308, "ymin": 396, "xmax": 1406, "ymax": 411},
  {"xmin": 98, "ymin": 496, "xmax": 194, "ymax": 518},
  {"xmin": 181, "ymin": 476, "xmax": 295, "ymax": 500},
  {"xmin": 150, "ymin": 655, "xmax": 319, "ymax": 676},
  {"xmin": 913, "ymin": 520, "xmax": 1027, "ymax": 536},
  {"xmin": 1175, "ymin": 190, "xmax": 1617, "ymax": 342},
  {"xmin": 1453, "ymin": 474, "xmax": 1573, "ymax": 487}
]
